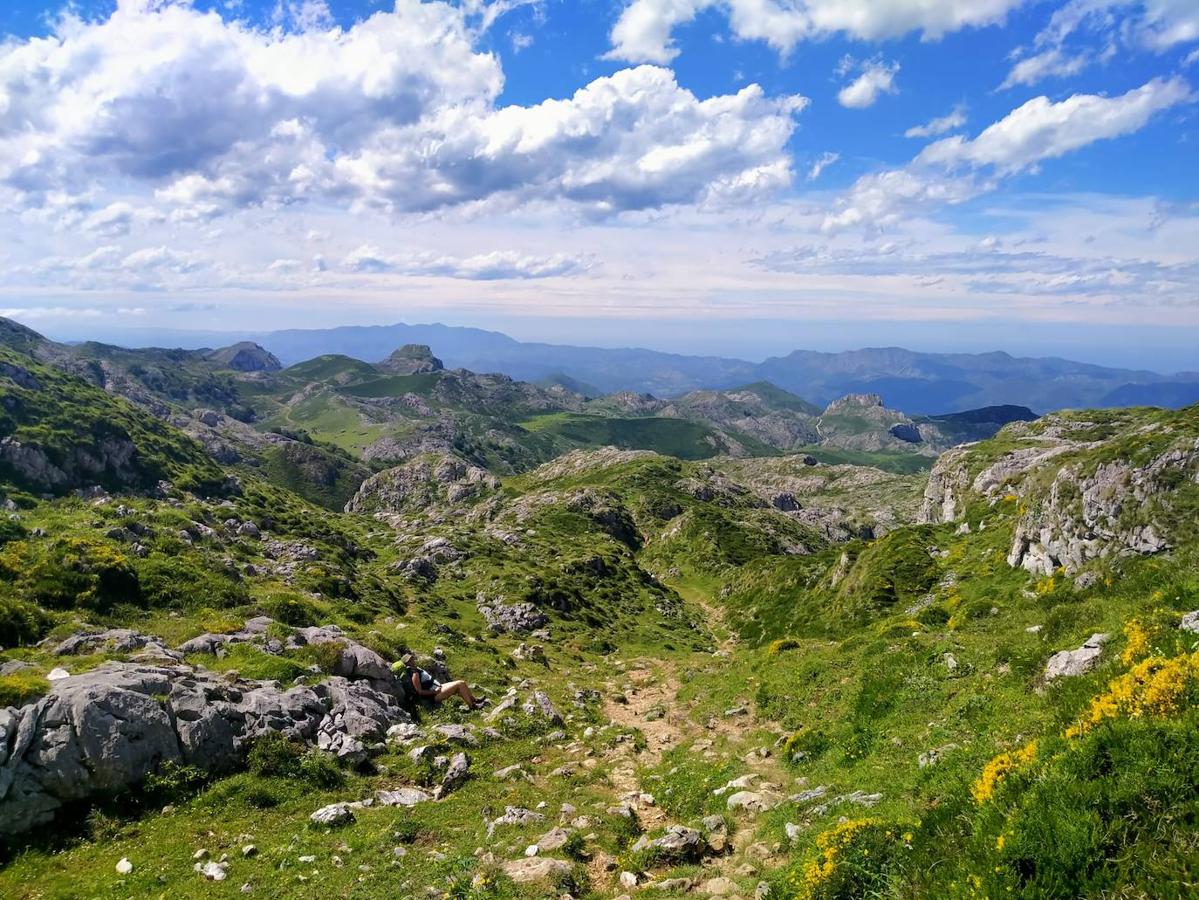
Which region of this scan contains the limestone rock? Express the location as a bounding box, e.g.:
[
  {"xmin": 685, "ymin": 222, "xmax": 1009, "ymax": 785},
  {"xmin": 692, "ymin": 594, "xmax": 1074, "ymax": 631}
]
[{"xmin": 1045, "ymin": 633, "xmax": 1109, "ymax": 680}]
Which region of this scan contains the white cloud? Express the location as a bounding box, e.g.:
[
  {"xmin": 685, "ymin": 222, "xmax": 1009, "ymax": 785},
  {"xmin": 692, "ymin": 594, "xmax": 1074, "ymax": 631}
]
[
  {"xmin": 0, "ymin": 1, "xmax": 806, "ymax": 222},
  {"xmin": 919, "ymin": 76, "xmax": 1194, "ymax": 173},
  {"xmin": 1185, "ymin": 48, "xmax": 1199, "ymax": 66},
  {"xmin": 1000, "ymin": 48, "xmax": 1090, "ymax": 89},
  {"xmin": 606, "ymin": 0, "xmax": 1028, "ymax": 64},
  {"xmin": 837, "ymin": 59, "xmax": 900, "ymax": 109},
  {"xmin": 905, "ymin": 106, "xmax": 967, "ymax": 138},
  {"xmin": 825, "ymin": 77, "xmax": 1193, "ymax": 230},
  {"xmin": 1042, "ymin": 0, "xmax": 1199, "ymax": 53},
  {"xmin": 807, "ymin": 152, "xmax": 840, "ymax": 180},
  {"xmin": 343, "ymin": 245, "xmax": 592, "ymax": 279}
]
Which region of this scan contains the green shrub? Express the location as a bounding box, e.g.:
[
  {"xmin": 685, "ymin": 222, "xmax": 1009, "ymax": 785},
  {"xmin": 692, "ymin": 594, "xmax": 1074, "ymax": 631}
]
[
  {"xmin": 138, "ymin": 554, "xmax": 247, "ymax": 609},
  {"xmin": 784, "ymin": 818, "xmax": 906, "ymax": 900},
  {"xmin": 143, "ymin": 760, "xmax": 208, "ymax": 801},
  {"xmin": 261, "ymin": 591, "xmax": 320, "ymax": 627},
  {"xmin": 0, "ymin": 670, "xmax": 49, "ymax": 707},
  {"xmin": 247, "ymin": 732, "xmax": 305, "ymax": 779},
  {"xmin": 246, "ymin": 732, "xmax": 344, "ymax": 789},
  {"xmin": 5, "ymin": 536, "xmax": 139, "ymax": 612},
  {"xmin": 0, "ymin": 596, "xmax": 50, "ymax": 648}
]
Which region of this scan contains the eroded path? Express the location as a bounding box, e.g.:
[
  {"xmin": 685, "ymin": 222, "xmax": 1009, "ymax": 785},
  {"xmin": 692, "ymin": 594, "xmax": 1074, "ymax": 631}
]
[{"xmin": 593, "ymin": 594, "xmax": 797, "ymax": 898}]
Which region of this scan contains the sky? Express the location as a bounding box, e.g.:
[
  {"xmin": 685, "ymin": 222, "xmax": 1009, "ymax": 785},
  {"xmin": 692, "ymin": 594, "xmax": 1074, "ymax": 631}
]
[{"xmin": 0, "ymin": 0, "xmax": 1197, "ymax": 370}]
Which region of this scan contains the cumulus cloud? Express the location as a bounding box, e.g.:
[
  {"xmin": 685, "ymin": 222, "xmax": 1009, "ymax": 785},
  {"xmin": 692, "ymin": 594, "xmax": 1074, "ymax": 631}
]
[
  {"xmin": 904, "ymin": 106, "xmax": 967, "ymax": 138},
  {"xmin": 1000, "ymin": 48, "xmax": 1090, "ymax": 89},
  {"xmin": 606, "ymin": 0, "xmax": 1028, "ymax": 64},
  {"xmin": 837, "ymin": 59, "xmax": 900, "ymax": 109},
  {"xmin": 343, "ymin": 245, "xmax": 592, "ymax": 279},
  {"xmin": 0, "ymin": 1, "xmax": 808, "ymax": 223},
  {"xmin": 824, "ymin": 77, "xmax": 1193, "ymax": 230}
]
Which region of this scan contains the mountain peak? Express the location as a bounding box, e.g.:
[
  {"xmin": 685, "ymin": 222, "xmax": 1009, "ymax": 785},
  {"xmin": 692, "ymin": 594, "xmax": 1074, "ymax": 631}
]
[
  {"xmin": 381, "ymin": 344, "xmax": 444, "ymax": 374},
  {"xmin": 206, "ymin": 341, "xmax": 281, "ymax": 373}
]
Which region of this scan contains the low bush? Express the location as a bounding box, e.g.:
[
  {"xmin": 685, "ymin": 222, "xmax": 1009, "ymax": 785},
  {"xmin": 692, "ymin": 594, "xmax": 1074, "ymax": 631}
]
[{"xmin": 0, "ymin": 670, "xmax": 49, "ymax": 707}]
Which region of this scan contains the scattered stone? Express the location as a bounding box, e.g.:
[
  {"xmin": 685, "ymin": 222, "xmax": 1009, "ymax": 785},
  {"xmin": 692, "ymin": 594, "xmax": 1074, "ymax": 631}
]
[
  {"xmin": 1181, "ymin": 611, "xmax": 1199, "ymax": 633},
  {"xmin": 727, "ymin": 791, "xmax": 776, "ymax": 813},
  {"xmin": 310, "ymin": 803, "xmax": 356, "ymax": 828},
  {"xmin": 619, "ymin": 871, "xmax": 638, "ymax": 888},
  {"xmin": 494, "ymin": 764, "xmax": 531, "ymax": 782},
  {"xmin": 631, "ymin": 825, "xmax": 705, "ymax": 862},
  {"xmin": 46, "ymin": 667, "xmax": 70, "ymax": 682},
  {"xmin": 784, "ymin": 822, "xmax": 802, "ymax": 841},
  {"xmin": 196, "ymin": 860, "xmax": 229, "ymax": 881},
  {"xmin": 242, "ymin": 845, "xmax": 257, "ymax": 858},
  {"xmin": 434, "ymin": 752, "xmax": 471, "ymax": 799},
  {"xmin": 116, "ymin": 858, "xmax": 133, "ymax": 875},
  {"xmin": 433, "ymin": 723, "xmax": 477, "ymax": 746},
  {"xmin": 701, "ymin": 876, "xmax": 739, "ymax": 896}
]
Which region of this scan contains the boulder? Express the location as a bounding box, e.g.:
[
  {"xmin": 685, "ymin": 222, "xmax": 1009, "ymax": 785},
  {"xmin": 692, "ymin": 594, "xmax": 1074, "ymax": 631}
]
[
  {"xmin": 310, "ymin": 803, "xmax": 355, "ymax": 827},
  {"xmin": 1044, "ymin": 633, "xmax": 1109, "ymax": 681},
  {"xmin": 501, "ymin": 857, "xmax": 571, "ymax": 885},
  {"xmin": 0, "ymin": 658, "xmax": 402, "ymax": 837},
  {"xmin": 433, "ymin": 751, "xmax": 470, "ymax": 799},
  {"xmin": 631, "ymin": 825, "xmax": 706, "ymax": 862},
  {"xmin": 376, "ymin": 788, "xmax": 431, "ymax": 807}
]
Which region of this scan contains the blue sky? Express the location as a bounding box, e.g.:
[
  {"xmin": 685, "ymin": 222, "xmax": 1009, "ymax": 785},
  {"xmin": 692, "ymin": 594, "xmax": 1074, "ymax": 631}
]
[{"xmin": 0, "ymin": 0, "xmax": 1196, "ymax": 369}]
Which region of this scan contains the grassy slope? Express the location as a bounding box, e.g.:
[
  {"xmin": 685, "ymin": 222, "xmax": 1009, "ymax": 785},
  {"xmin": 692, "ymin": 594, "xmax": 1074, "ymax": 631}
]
[{"xmin": 3, "ymin": 406, "xmax": 1199, "ymax": 898}]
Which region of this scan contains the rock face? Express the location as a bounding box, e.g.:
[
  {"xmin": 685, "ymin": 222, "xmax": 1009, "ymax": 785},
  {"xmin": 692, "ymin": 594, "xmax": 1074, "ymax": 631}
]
[
  {"xmin": 1006, "ymin": 442, "xmax": 1198, "ymax": 575},
  {"xmin": 920, "ymin": 414, "xmax": 1199, "ymax": 576},
  {"xmin": 1044, "ymin": 633, "xmax": 1109, "ymax": 681},
  {"xmin": 0, "ymin": 659, "xmax": 411, "ymax": 837}
]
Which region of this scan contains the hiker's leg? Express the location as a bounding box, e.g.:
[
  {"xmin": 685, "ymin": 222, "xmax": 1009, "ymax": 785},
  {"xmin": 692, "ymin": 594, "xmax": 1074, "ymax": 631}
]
[{"xmin": 435, "ymin": 680, "xmax": 475, "ymax": 707}]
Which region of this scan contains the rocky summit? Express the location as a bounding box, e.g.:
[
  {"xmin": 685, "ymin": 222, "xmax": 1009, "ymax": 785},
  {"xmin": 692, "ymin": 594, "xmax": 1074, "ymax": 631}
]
[{"xmin": 1, "ymin": 320, "xmax": 1198, "ymax": 899}]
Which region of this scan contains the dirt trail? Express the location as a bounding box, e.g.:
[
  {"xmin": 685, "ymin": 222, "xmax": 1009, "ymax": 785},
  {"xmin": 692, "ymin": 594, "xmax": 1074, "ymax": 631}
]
[{"xmin": 595, "ymin": 600, "xmax": 797, "ymax": 896}]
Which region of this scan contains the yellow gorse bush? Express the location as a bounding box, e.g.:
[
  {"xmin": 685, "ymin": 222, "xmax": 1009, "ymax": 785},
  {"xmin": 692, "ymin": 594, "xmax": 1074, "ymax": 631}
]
[
  {"xmin": 797, "ymin": 818, "xmax": 879, "ymax": 898},
  {"xmin": 971, "ymin": 740, "xmax": 1038, "ymax": 804},
  {"xmin": 1120, "ymin": 619, "xmax": 1151, "ymax": 666},
  {"xmin": 1066, "ymin": 649, "xmax": 1199, "ymax": 738}
]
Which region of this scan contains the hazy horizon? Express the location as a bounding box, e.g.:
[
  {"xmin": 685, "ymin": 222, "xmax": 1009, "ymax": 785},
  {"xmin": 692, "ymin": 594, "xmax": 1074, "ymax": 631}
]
[{"xmin": 2, "ymin": 0, "xmax": 1197, "ymax": 373}]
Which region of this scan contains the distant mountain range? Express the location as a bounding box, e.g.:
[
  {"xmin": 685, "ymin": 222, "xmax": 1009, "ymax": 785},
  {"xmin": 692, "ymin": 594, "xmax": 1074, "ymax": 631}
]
[{"xmin": 251, "ymin": 321, "xmax": 1199, "ymax": 414}]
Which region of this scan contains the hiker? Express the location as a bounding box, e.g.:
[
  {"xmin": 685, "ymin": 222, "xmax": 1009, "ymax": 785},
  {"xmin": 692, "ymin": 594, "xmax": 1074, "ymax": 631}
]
[{"xmin": 393, "ymin": 653, "xmax": 485, "ymax": 709}]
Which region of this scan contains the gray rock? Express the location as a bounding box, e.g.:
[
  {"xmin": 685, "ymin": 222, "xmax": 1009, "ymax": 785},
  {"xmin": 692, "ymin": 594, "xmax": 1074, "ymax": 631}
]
[
  {"xmin": 488, "ymin": 806, "xmax": 544, "ymax": 835},
  {"xmin": 0, "ymin": 658, "xmax": 401, "ymax": 837},
  {"xmin": 310, "ymin": 803, "xmax": 355, "ymax": 827},
  {"xmin": 1181, "ymin": 611, "xmax": 1199, "ymax": 634},
  {"xmin": 1044, "ymin": 633, "xmax": 1109, "ymax": 680},
  {"xmin": 432, "ymin": 723, "xmax": 477, "ymax": 746},
  {"xmin": 726, "ymin": 791, "xmax": 776, "ymax": 813},
  {"xmin": 631, "ymin": 825, "xmax": 705, "ymax": 861},
  {"xmin": 522, "ymin": 691, "xmax": 564, "ymax": 725},
  {"xmin": 433, "ymin": 752, "xmax": 470, "ymax": 799},
  {"xmin": 376, "ymin": 788, "xmax": 432, "ymax": 807},
  {"xmin": 501, "ymin": 857, "xmax": 571, "ymax": 884}
]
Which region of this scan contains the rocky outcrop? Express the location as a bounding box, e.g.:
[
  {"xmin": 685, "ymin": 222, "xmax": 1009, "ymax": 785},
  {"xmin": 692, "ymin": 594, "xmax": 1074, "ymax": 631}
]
[
  {"xmin": 204, "ymin": 342, "xmax": 282, "ymax": 373},
  {"xmin": 379, "ymin": 344, "xmax": 444, "ymax": 375},
  {"xmin": 0, "ymin": 655, "xmax": 412, "ymax": 836},
  {"xmin": 1007, "ymin": 440, "xmax": 1199, "ymax": 575},
  {"xmin": 345, "ymin": 452, "xmax": 498, "ymax": 516}
]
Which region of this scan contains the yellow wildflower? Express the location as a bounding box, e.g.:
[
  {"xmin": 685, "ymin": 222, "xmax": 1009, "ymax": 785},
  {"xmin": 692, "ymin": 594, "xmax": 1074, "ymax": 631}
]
[
  {"xmin": 1121, "ymin": 619, "xmax": 1151, "ymax": 666},
  {"xmin": 1066, "ymin": 649, "xmax": 1199, "ymax": 738},
  {"xmin": 971, "ymin": 741, "xmax": 1038, "ymax": 804}
]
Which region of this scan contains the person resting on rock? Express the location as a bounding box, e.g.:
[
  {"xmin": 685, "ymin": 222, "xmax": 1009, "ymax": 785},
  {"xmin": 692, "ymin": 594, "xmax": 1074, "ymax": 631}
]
[{"xmin": 393, "ymin": 653, "xmax": 485, "ymax": 709}]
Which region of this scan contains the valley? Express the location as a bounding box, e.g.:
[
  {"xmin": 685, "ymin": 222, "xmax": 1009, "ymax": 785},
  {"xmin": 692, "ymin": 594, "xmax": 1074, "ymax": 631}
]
[{"xmin": 1, "ymin": 319, "xmax": 1198, "ymax": 899}]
